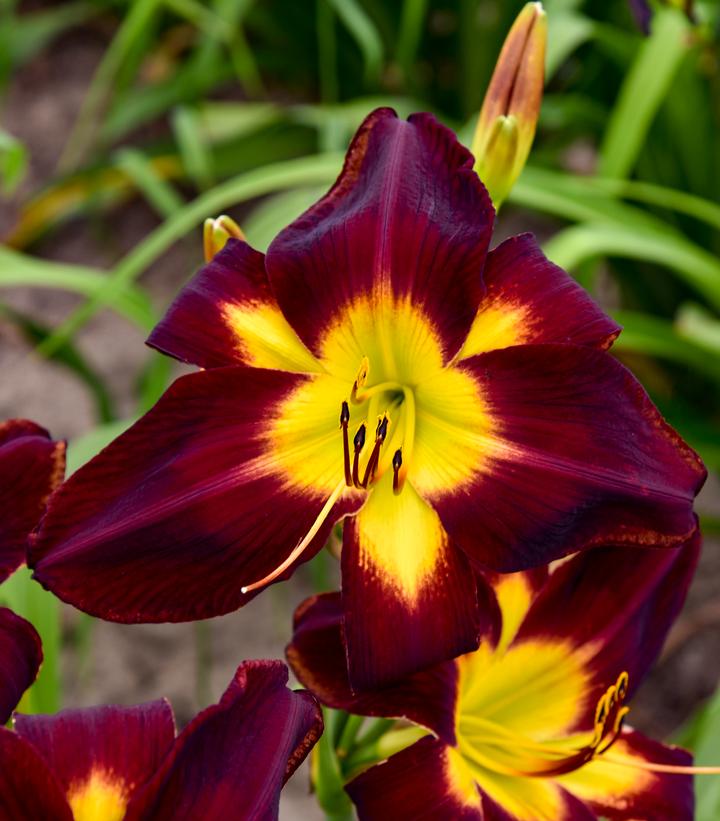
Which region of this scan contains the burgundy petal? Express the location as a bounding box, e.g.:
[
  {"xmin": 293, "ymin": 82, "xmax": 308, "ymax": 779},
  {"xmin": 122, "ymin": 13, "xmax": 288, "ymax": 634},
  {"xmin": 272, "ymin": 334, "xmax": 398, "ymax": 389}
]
[
  {"xmin": 0, "ymin": 729, "xmax": 72, "ymax": 820},
  {"xmin": 266, "ymin": 107, "xmax": 495, "ymax": 362},
  {"xmin": 0, "ymin": 608, "xmax": 42, "ymax": 724},
  {"xmin": 30, "ymin": 367, "xmax": 360, "ymax": 622},
  {"xmin": 287, "ymin": 592, "xmax": 461, "ymax": 744},
  {"xmin": 0, "ymin": 419, "xmax": 65, "ymax": 583},
  {"xmin": 126, "ymin": 660, "xmax": 322, "ymax": 821},
  {"xmin": 516, "ymin": 533, "xmax": 700, "ymax": 722},
  {"xmin": 14, "ymin": 700, "xmax": 175, "ymax": 810},
  {"xmin": 457, "ymin": 234, "xmax": 620, "ymax": 358},
  {"xmin": 147, "ymin": 240, "xmax": 320, "ymax": 373},
  {"xmin": 342, "ymin": 478, "xmax": 482, "ymax": 691},
  {"xmin": 346, "ymin": 737, "xmax": 483, "ymax": 821},
  {"xmin": 428, "ymin": 344, "xmax": 705, "ymax": 572},
  {"xmin": 557, "ymin": 730, "xmax": 693, "ymax": 820}
]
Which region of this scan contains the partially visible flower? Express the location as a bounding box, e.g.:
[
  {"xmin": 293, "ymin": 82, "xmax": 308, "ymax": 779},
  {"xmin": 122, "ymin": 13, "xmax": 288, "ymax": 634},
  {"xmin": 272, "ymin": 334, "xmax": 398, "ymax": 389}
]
[
  {"xmin": 30, "ymin": 109, "xmax": 704, "ymax": 694},
  {"xmin": 203, "ymin": 215, "xmax": 245, "ymax": 262},
  {"xmin": 0, "ymin": 659, "xmax": 321, "ymax": 820},
  {"xmin": 0, "ymin": 607, "xmax": 42, "ymax": 725},
  {"xmin": 289, "ymin": 536, "xmax": 703, "ymax": 820},
  {"xmin": 0, "ymin": 419, "xmax": 65, "ymax": 583},
  {"xmin": 471, "ymin": 2, "xmax": 546, "ymax": 206}
]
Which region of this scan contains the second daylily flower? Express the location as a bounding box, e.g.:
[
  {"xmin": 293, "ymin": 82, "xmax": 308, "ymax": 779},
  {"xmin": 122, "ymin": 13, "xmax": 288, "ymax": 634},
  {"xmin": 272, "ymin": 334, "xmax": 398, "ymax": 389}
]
[
  {"xmin": 289, "ymin": 537, "xmax": 702, "ymax": 820},
  {"xmin": 30, "ymin": 108, "xmax": 704, "ymax": 690}
]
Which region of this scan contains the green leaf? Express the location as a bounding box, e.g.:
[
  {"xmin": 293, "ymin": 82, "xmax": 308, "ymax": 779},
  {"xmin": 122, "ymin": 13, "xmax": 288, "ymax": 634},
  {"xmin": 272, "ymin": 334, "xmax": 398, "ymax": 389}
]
[
  {"xmin": 325, "ymin": 0, "xmax": 384, "ymax": 83},
  {"xmin": 687, "ymin": 690, "xmax": 720, "ymax": 819},
  {"xmin": 66, "ymin": 420, "xmax": 135, "ymax": 475},
  {"xmin": 542, "ymin": 222, "xmax": 720, "ymax": 311},
  {"xmin": 243, "ymin": 186, "xmax": 326, "ymax": 251},
  {"xmin": 172, "ymin": 106, "xmax": 215, "ymax": 191},
  {"xmin": 0, "ymin": 246, "xmax": 157, "ymax": 330},
  {"xmin": 0, "ymin": 129, "xmax": 27, "ymax": 194},
  {"xmin": 599, "ymin": 8, "xmax": 690, "ymax": 179},
  {"xmin": 115, "ymin": 148, "xmax": 185, "ymax": 218}
]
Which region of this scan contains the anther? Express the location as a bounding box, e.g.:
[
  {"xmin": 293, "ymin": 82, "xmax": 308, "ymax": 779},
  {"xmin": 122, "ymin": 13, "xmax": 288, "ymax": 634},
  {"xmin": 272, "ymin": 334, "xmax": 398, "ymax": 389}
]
[
  {"xmin": 352, "ymin": 424, "xmax": 367, "ymax": 488},
  {"xmin": 360, "ymin": 414, "xmax": 390, "ymax": 489},
  {"xmin": 350, "ymin": 356, "xmax": 370, "ymax": 404},
  {"xmin": 392, "ymin": 449, "xmax": 403, "ymax": 494},
  {"xmin": 340, "ymin": 401, "xmax": 352, "ymax": 486}
]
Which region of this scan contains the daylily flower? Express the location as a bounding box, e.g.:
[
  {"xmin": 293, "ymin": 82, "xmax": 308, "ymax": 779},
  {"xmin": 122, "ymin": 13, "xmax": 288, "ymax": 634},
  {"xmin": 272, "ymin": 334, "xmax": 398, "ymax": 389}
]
[
  {"xmin": 288, "ymin": 536, "xmax": 704, "ymax": 820},
  {"xmin": 0, "ymin": 419, "xmax": 65, "ymax": 583},
  {"xmin": 0, "ymin": 659, "xmax": 321, "ymax": 820},
  {"xmin": 0, "ymin": 607, "xmax": 42, "ymax": 725},
  {"xmin": 30, "ymin": 108, "xmax": 704, "ymax": 691}
]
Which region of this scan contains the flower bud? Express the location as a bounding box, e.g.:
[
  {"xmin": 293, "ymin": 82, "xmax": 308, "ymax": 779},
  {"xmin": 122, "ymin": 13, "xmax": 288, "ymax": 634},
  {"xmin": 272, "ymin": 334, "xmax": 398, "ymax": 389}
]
[
  {"xmin": 203, "ymin": 215, "xmax": 245, "ymax": 262},
  {"xmin": 472, "ymin": 2, "xmax": 547, "ymax": 208}
]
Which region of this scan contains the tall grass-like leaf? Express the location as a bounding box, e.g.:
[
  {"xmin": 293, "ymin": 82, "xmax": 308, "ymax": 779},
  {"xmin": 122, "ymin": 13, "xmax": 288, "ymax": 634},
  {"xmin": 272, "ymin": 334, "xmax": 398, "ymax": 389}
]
[
  {"xmin": 0, "ymin": 247, "xmax": 157, "ymax": 330},
  {"xmin": 0, "ymin": 129, "xmax": 27, "ymax": 194},
  {"xmin": 543, "ymin": 222, "xmax": 720, "ymax": 310},
  {"xmin": 599, "ymin": 7, "xmax": 690, "ymax": 179},
  {"xmin": 325, "ymin": 0, "xmax": 384, "ymax": 83},
  {"xmin": 115, "ymin": 148, "xmax": 185, "ymax": 218},
  {"xmin": 172, "ymin": 106, "xmax": 215, "ymax": 190},
  {"xmin": 37, "ymin": 153, "xmax": 344, "ymax": 357},
  {"xmin": 396, "ymin": 0, "xmax": 428, "ymax": 82}
]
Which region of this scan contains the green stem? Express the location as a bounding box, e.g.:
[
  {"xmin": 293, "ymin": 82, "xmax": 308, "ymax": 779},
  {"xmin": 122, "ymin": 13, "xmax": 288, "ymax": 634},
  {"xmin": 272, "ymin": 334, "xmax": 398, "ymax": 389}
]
[{"xmin": 337, "ymin": 714, "xmax": 365, "ymax": 758}]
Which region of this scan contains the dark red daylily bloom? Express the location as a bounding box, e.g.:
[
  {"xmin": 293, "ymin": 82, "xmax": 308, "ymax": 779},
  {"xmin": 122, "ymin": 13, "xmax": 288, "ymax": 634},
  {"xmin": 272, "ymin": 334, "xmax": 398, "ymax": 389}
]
[
  {"xmin": 0, "ymin": 607, "xmax": 42, "ymax": 725},
  {"xmin": 288, "ymin": 535, "xmax": 702, "ymax": 820},
  {"xmin": 0, "ymin": 659, "xmax": 321, "ymax": 820},
  {"xmin": 0, "ymin": 419, "xmax": 65, "ymax": 583},
  {"xmin": 30, "ymin": 108, "xmax": 705, "ymax": 691}
]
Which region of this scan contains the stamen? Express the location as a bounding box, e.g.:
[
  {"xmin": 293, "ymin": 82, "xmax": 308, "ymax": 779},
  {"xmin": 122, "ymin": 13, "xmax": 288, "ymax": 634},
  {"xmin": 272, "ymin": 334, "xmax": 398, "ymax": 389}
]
[
  {"xmin": 350, "ymin": 357, "xmax": 370, "ymax": 404},
  {"xmin": 352, "ymin": 424, "xmax": 367, "ymax": 488},
  {"xmin": 360, "ymin": 415, "xmax": 390, "ymax": 489},
  {"xmin": 240, "ymin": 479, "xmax": 346, "ymax": 594},
  {"xmin": 340, "ymin": 401, "xmax": 352, "ymax": 487},
  {"xmin": 392, "ymin": 449, "xmax": 403, "ymax": 494}
]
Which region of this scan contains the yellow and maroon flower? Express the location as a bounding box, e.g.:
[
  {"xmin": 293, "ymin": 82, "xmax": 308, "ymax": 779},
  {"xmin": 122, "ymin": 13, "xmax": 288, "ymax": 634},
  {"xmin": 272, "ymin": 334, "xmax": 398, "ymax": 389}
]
[
  {"xmin": 30, "ymin": 108, "xmax": 704, "ymax": 691},
  {"xmin": 288, "ymin": 536, "xmax": 702, "ymax": 820},
  {"xmin": 0, "ymin": 607, "xmax": 42, "ymax": 725},
  {"xmin": 0, "ymin": 659, "xmax": 321, "ymax": 820},
  {"xmin": 0, "ymin": 419, "xmax": 65, "ymax": 583}
]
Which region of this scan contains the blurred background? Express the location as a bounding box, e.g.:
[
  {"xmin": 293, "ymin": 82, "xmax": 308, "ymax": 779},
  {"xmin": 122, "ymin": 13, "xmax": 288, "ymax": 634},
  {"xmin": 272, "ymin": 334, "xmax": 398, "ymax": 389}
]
[{"xmin": 0, "ymin": 0, "xmax": 719, "ymax": 817}]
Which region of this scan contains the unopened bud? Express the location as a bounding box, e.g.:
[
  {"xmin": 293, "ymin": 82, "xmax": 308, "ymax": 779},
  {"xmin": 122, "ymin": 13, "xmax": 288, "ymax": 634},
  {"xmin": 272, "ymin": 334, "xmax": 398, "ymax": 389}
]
[
  {"xmin": 203, "ymin": 215, "xmax": 245, "ymax": 262},
  {"xmin": 472, "ymin": 2, "xmax": 547, "ymax": 207}
]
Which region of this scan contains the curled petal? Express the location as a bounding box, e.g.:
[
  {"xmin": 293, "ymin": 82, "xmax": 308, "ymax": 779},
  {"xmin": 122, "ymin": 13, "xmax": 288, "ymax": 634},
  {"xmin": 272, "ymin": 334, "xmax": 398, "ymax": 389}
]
[
  {"xmin": 266, "ymin": 108, "xmax": 494, "ymax": 364},
  {"xmin": 126, "ymin": 660, "xmax": 322, "ymax": 821},
  {"xmin": 0, "ymin": 419, "xmax": 65, "ymax": 583},
  {"xmin": 0, "ymin": 608, "xmax": 42, "ymax": 725},
  {"xmin": 148, "ymin": 240, "xmax": 320, "ymax": 373},
  {"xmin": 287, "ymin": 592, "xmax": 463, "ymax": 745}
]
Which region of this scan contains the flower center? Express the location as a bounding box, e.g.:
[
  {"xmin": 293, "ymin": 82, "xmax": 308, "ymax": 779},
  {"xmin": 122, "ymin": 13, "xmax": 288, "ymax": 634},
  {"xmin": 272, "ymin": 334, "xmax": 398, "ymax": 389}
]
[
  {"xmin": 340, "ymin": 357, "xmax": 417, "ymax": 495},
  {"xmin": 457, "ymin": 672, "xmax": 630, "ymax": 781}
]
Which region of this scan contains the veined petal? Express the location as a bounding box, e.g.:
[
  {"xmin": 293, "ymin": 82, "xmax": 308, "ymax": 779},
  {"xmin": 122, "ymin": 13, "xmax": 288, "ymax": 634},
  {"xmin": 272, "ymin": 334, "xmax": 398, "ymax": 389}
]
[
  {"xmin": 287, "ymin": 592, "xmax": 462, "ymax": 744},
  {"xmin": 457, "ymin": 234, "xmax": 620, "ymax": 359},
  {"xmin": 424, "ymin": 344, "xmax": 705, "ymax": 572},
  {"xmin": 147, "ymin": 240, "xmax": 321, "ymax": 373},
  {"xmin": 556, "ymin": 730, "xmax": 693, "ymax": 820},
  {"xmin": 0, "ymin": 419, "xmax": 65, "ymax": 583},
  {"xmin": 0, "ymin": 608, "xmax": 42, "ymax": 725},
  {"xmin": 30, "ymin": 367, "xmax": 362, "ymax": 622},
  {"xmin": 0, "ymin": 729, "xmax": 73, "ymax": 820},
  {"xmin": 13, "ymin": 701, "xmax": 175, "ymax": 821},
  {"xmin": 125, "ymin": 660, "xmax": 322, "ymax": 821},
  {"xmin": 516, "ymin": 534, "xmax": 700, "ymax": 723},
  {"xmin": 342, "ymin": 473, "xmax": 482, "ymax": 690},
  {"xmin": 266, "ymin": 108, "xmax": 494, "ymax": 365},
  {"xmin": 346, "ymin": 738, "xmax": 483, "ymax": 821}
]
